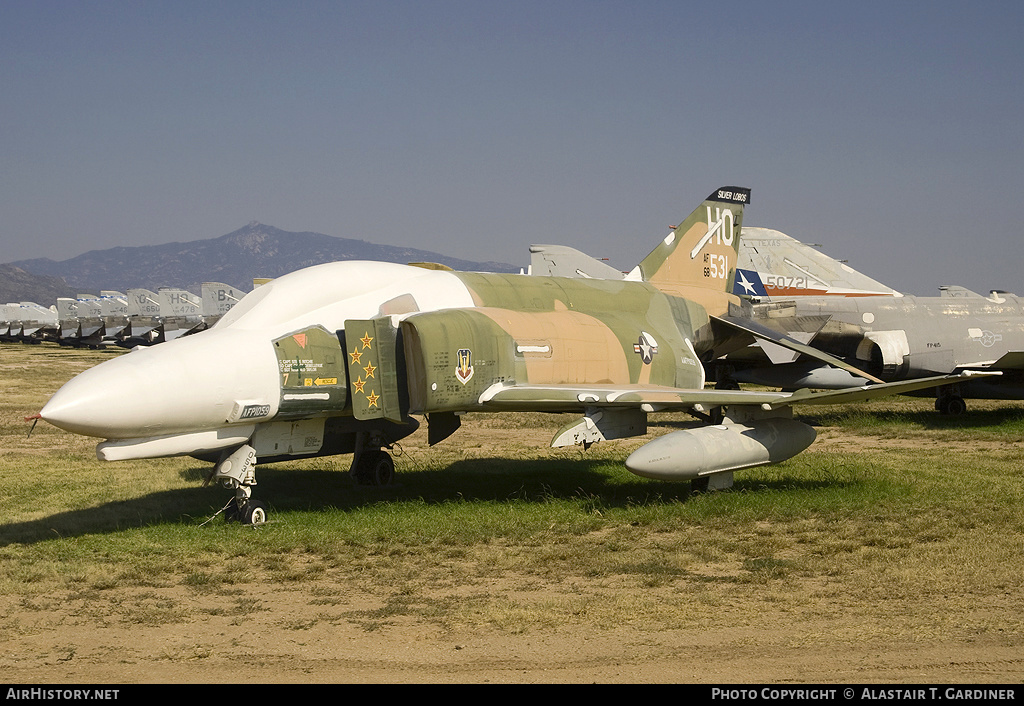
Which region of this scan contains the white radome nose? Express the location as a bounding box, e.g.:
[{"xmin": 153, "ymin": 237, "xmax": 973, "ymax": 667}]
[{"xmin": 41, "ymin": 330, "xmax": 280, "ymax": 439}]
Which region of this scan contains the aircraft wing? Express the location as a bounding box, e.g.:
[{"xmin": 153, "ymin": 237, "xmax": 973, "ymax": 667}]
[
  {"xmin": 477, "ymin": 372, "xmax": 997, "ymax": 412},
  {"xmin": 478, "ymin": 383, "xmax": 783, "ymax": 411},
  {"xmin": 778, "ymin": 371, "xmax": 1000, "ymax": 406},
  {"xmin": 711, "ymin": 313, "xmax": 884, "ymax": 383}
]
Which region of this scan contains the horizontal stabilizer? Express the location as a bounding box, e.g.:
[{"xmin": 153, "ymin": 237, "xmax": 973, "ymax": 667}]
[
  {"xmin": 991, "ymin": 352, "xmax": 1024, "ymax": 370},
  {"xmin": 712, "ymin": 314, "xmax": 884, "ymax": 383},
  {"xmin": 957, "ymin": 352, "xmax": 1024, "ymax": 371},
  {"xmin": 756, "ymin": 331, "xmax": 816, "ymax": 365}
]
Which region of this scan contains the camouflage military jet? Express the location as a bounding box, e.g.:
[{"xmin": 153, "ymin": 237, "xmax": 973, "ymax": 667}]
[
  {"xmin": 718, "ymin": 229, "xmax": 1024, "ymax": 414},
  {"xmin": 37, "ymin": 187, "xmax": 982, "ymax": 524}
]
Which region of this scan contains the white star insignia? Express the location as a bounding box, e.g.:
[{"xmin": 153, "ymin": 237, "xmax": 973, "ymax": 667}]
[{"xmin": 737, "ymin": 271, "xmax": 756, "ymax": 295}]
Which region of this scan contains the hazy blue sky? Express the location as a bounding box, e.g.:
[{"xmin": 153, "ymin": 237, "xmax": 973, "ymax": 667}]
[{"xmin": 2, "ymin": 1, "xmax": 1022, "ymax": 295}]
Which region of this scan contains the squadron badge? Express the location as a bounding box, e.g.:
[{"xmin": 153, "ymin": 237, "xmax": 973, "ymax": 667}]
[{"xmin": 455, "ymin": 348, "xmax": 474, "ymax": 384}]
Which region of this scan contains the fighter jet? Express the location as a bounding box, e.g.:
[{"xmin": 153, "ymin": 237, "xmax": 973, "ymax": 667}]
[
  {"xmin": 719, "ymin": 229, "xmax": 1024, "ymax": 414},
  {"xmin": 95, "ymin": 291, "xmax": 129, "ymax": 342},
  {"xmin": 38, "ymin": 188, "xmax": 982, "ymax": 524},
  {"xmin": 198, "ymin": 282, "xmax": 246, "ymax": 330},
  {"xmin": 56, "ymin": 296, "xmax": 103, "ymax": 348},
  {"xmin": 118, "ymin": 288, "xmax": 163, "ymax": 347},
  {"xmin": 1, "ymin": 302, "xmax": 58, "ymax": 343},
  {"xmin": 158, "ymin": 288, "xmax": 204, "ymax": 341}
]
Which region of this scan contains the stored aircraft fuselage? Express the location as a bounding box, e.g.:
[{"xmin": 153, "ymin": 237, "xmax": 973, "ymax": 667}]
[
  {"xmin": 726, "ymin": 292, "xmax": 1024, "ymax": 410},
  {"xmin": 42, "ymin": 262, "xmax": 717, "ymax": 450}
]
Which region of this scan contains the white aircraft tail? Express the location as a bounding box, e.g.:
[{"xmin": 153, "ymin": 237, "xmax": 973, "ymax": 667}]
[{"xmin": 733, "ymin": 227, "xmax": 899, "ymax": 300}]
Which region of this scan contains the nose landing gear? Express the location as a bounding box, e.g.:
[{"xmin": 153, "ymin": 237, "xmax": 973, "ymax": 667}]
[
  {"xmin": 224, "ymin": 494, "xmax": 268, "ymax": 526},
  {"xmin": 214, "ymin": 444, "xmax": 268, "ymax": 526}
]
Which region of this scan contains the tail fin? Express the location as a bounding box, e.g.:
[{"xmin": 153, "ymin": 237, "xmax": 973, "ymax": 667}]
[
  {"xmin": 735, "ymin": 227, "xmax": 899, "ymax": 299},
  {"xmin": 627, "ymin": 187, "xmax": 750, "ymax": 313}
]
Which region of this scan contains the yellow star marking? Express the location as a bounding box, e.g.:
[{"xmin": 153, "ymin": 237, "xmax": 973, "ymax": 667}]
[
  {"xmin": 365, "ymin": 390, "xmax": 379, "ymax": 408},
  {"xmin": 349, "ymin": 348, "xmax": 362, "ymax": 365},
  {"xmin": 360, "ymin": 332, "xmax": 374, "ymax": 349},
  {"xmin": 363, "ymin": 361, "xmax": 376, "ymax": 379},
  {"xmin": 353, "ymin": 376, "xmax": 365, "ymax": 393}
]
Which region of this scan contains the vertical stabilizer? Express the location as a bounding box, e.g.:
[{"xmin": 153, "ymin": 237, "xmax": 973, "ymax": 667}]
[
  {"xmin": 735, "ymin": 227, "xmax": 899, "ymax": 299},
  {"xmin": 628, "ymin": 187, "xmax": 749, "ymax": 314}
]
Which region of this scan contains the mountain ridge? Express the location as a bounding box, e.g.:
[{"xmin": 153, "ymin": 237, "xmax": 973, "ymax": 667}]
[
  {"xmin": 0, "ymin": 264, "xmax": 78, "ymax": 304},
  {"xmin": 7, "ymin": 222, "xmax": 519, "ymax": 296}
]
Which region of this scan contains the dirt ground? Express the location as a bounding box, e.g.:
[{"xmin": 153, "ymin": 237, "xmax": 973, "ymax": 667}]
[
  {"xmin": 2, "ymin": 423, "xmax": 1022, "ymax": 685},
  {"xmin": 5, "ymin": 597, "xmax": 1022, "ymax": 684}
]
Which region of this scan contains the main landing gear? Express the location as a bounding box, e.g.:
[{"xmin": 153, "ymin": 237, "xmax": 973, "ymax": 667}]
[
  {"xmin": 349, "ymin": 431, "xmax": 397, "ymax": 487},
  {"xmin": 935, "ymin": 384, "xmax": 967, "ymax": 416}
]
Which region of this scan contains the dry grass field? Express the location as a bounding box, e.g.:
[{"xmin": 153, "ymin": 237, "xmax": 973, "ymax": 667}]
[{"xmin": 1, "ymin": 343, "xmax": 1023, "ymax": 683}]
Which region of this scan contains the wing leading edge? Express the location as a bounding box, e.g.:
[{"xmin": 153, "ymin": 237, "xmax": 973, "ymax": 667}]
[{"xmin": 477, "ymin": 371, "xmax": 999, "ymax": 412}]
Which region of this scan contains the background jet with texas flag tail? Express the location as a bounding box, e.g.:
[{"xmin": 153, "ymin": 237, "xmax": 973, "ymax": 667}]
[
  {"xmin": 734, "ymin": 227, "xmax": 899, "ymax": 299},
  {"xmin": 37, "ymin": 187, "xmax": 986, "ymax": 524},
  {"xmin": 718, "ymin": 228, "xmax": 1024, "ymax": 414},
  {"xmin": 732, "ymin": 268, "xmax": 770, "ymax": 298}
]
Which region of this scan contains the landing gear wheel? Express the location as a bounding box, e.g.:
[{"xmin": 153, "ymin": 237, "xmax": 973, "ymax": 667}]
[
  {"xmin": 225, "ymin": 498, "xmax": 268, "ymax": 525},
  {"xmin": 242, "ymin": 499, "xmax": 268, "ymax": 526},
  {"xmin": 353, "ymin": 449, "xmax": 395, "ymax": 486},
  {"xmin": 937, "ymin": 396, "xmax": 967, "ymax": 415}
]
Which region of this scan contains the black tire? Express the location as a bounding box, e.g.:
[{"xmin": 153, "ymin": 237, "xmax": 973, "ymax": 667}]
[
  {"xmin": 354, "ymin": 450, "xmax": 395, "ymax": 486},
  {"xmin": 242, "ymin": 499, "xmax": 268, "ymax": 526},
  {"xmin": 371, "ymin": 453, "xmax": 395, "ymax": 486},
  {"xmin": 944, "ymin": 397, "xmax": 967, "ymax": 416}
]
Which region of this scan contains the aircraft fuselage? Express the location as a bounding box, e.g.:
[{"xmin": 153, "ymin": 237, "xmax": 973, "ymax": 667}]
[{"xmin": 41, "ymin": 261, "xmax": 717, "ymax": 463}]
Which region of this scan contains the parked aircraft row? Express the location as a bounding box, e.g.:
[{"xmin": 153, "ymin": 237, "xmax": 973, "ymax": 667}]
[
  {"xmin": 37, "ymin": 186, "xmax": 995, "ymax": 524},
  {"xmin": 530, "ymin": 226, "xmax": 1024, "ymax": 415},
  {"xmin": 1, "ymin": 282, "xmax": 247, "ymax": 348}
]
